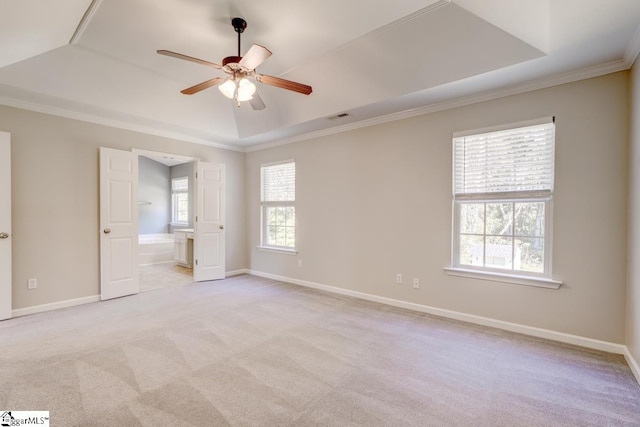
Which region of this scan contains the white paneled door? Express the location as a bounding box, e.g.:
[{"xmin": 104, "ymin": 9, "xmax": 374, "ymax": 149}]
[
  {"xmin": 0, "ymin": 132, "xmax": 11, "ymax": 320},
  {"xmin": 100, "ymin": 147, "xmax": 139, "ymax": 300},
  {"xmin": 193, "ymin": 162, "xmax": 225, "ymax": 282}
]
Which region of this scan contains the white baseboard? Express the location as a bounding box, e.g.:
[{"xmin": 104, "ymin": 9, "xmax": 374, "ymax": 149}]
[
  {"xmin": 6, "ymin": 269, "xmax": 639, "ymax": 385},
  {"xmin": 248, "ymin": 270, "xmax": 627, "ymax": 356},
  {"xmin": 12, "ymin": 295, "xmax": 101, "ymax": 318},
  {"xmin": 9, "ymin": 269, "xmax": 249, "ymax": 318},
  {"xmin": 624, "ymin": 347, "xmax": 640, "ymax": 385},
  {"xmin": 226, "ymin": 268, "xmax": 249, "ymax": 277}
]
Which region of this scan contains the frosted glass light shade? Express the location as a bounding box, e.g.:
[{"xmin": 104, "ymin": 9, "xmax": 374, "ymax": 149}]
[
  {"xmin": 236, "ymin": 78, "xmax": 256, "ymax": 101},
  {"xmin": 219, "ymin": 79, "xmax": 236, "ymax": 98}
]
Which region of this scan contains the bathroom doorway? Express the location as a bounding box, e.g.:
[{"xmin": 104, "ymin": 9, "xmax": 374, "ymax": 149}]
[
  {"xmin": 99, "ymin": 148, "xmax": 225, "ymax": 299},
  {"xmin": 136, "ymin": 149, "xmax": 197, "ymax": 292}
]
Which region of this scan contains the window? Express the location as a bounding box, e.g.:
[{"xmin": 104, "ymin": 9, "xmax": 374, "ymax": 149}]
[
  {"xmin": 171, "ymin": 177, "xmax": 189, "ymax": 224},
  {"xmin": 260, "ymin": 161, "xmax": 296, "ymax": 250},
  {"xmin": 451, "ymin": 118, "xmax": 555, "ymax": 279}
]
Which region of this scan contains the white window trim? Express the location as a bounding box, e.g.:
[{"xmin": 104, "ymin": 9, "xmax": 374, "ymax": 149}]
[
  {"xmin": 256, "ymin": 246, "xmax": 298, "ymax": 255},
  {"xmin": 260, "ymin": 160, "xmax": 296, "ymax": 251},
  {"xmin": 444, "ymin": 267, "xmax": 562, "ymax": 289},
  {"xmin": 171, "ymin": 176, "xmax": 189, "ymax": 225},
  {"xmin": 452, "ymin": 116, "xmax": 554, "ymax": 138},
  {"xmin": 450, "ymin": 118, "xmax": 560, "ymax": 286}
]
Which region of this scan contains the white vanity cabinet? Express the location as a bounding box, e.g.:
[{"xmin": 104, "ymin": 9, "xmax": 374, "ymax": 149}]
[{"xmin": 173, "ymin": 230, "xmax": 194, "ymax": 268}]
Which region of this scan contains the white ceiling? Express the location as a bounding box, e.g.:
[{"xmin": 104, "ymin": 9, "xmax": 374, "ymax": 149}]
[{"xmin": 0, "ymin": 0, "xmax": 639, "ymax": 151}]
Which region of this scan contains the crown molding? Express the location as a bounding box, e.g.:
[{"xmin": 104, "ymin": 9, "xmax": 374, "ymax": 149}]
[
  {"xmin": 69, "ymin": 0, "xmax": 104, "ymax": 44},
  {"xmin": 379, "ymin": 0, "xmax": 451, "ymax": 31},
  {"xmin": 246, "ymin": 59, "xmax": 630, "ymax": 152},
  {"xmin": 0, "ymin": 57, "xmax": 630, "ymax": 155},
  {"xmin": 0, "ymin": 93, "xmax": 243, "ymax": 152},
  {"xmin": 624, "ymin": 24, "xmax": 640, "ymax": 67}
]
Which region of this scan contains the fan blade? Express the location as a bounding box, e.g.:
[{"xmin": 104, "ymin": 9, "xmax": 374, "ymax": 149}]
[
  {"xmin": 249, "ymin": 91, "xmax": 266, "ymax": 110},
  {"xmin": 181, "ymin": 77, "xmax": 225, "ymax": 95},
  {"xmin": 256, "ymin": 74, "xmax": 312, "ymax": 95},
  {"xmin": 157, "ymin": 50, "xmax": 222, "ymax": 69},
  {"xmin": 239, "ymin": 44, "xmax": 272, "ymax": 70}
]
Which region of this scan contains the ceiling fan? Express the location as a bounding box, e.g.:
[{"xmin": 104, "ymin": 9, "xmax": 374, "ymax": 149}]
[{"xmin": 157, "ymin": 17, "xmax": 312, "ymax": 110}]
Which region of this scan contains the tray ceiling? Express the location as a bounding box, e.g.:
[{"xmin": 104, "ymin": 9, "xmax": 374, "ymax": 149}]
[{"xmin": 0, "ymin": 0, "xmax": 639, "ymax": 150}]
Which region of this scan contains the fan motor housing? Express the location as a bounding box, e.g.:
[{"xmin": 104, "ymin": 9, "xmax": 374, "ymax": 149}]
[{"xmin": 222, "ymin": 56, "xmax": 242, "ymax": 66}]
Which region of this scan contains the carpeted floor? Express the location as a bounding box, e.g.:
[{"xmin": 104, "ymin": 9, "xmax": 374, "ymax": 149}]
[
  {"xmin": 1, "ymin": 274, "xmax": 639, "ymax": 426},
  {"xmin": 139, "ymin": 262, "xmax": 193, "ymax": 293}
]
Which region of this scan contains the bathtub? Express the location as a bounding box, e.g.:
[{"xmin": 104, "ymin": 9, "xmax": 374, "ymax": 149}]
[{"xmin": 138, "ymin": 233, "xmax": 175, "ymax": 265}]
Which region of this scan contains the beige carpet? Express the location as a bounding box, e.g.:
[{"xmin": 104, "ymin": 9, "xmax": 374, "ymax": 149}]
[
  {"xmin": 0, "ymin": 275, "xmax": 639, "ymax": 426},
  {"xmin": 139, "ymin": 262, "xmax": 193, "ymax": 292}
]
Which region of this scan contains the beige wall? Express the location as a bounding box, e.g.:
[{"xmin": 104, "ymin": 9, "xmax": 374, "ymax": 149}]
[
  {"xmin": 0, "ymin": 70, "xmax": 631, "ymax": 345},
  {"xmin": 628, "ymin": 61, "xmax": 640, "ymax": 363},
  {"xmin": 0, "ymin": 105, "xmax": 246, "ymax": 310},
  {"xmin": 247, "ymin": 72, "xmax": 629, "ymax": 343}
]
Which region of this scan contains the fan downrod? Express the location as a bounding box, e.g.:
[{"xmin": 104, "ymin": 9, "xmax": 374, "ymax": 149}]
[{"xmin": 224, "ymin": 17, "xmax": 248, "ymax": 64}]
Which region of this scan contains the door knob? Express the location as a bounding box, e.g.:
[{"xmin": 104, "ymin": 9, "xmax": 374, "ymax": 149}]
[
  {"xmin": 219, "ymin": 225, "xmax": 224, "ymax": 230},
  {"xmin": 0, "ymin": 232, "xmax": 8, "ymax": 239},
  {"xmin": 103, "ymin": 228, "xmax": 111, "ymax": 234}
]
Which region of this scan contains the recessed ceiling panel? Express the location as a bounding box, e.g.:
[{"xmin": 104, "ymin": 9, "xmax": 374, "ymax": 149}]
[
  {"xmin": 0, "ymin": 0, "xmax": 638, "ymax": 148},
  {"xmin": 235, "ymin": 2, "xmax": 544, "ymax": 138},
  {"xmin": 0, "ymin": 0, "xmax": 93, "ymax": 68},
  {"xmin": 0, "ymin": 44, "xmax": 240, "ymax": 141},
  {"xmin": 77, "ymin": 0, "xmax": 444, "ymax": 77},
  {"xmin": 454, "ymin": 0, "xmax": 550, "ymax": 53}
]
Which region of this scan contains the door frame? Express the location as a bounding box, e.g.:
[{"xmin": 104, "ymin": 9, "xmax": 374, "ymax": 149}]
[
  {"xmin": 132, "ymin": 149, "xmax": 199, "ymax": 167},
  {"xmin": 101, "ymin": 148, "xmax": 227, "ymax": 293},
  {"xmin": 0, "ymin": 131, "xmax": 11, "ymax": 321}
]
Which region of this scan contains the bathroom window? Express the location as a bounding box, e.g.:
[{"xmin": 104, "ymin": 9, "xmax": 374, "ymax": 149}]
[{"xmin": 171, "ymin": 177, "xmax": 189, "ymax": 224}]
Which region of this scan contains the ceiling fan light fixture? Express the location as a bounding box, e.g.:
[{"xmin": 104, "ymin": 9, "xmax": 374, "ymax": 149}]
[
  {"xmin": 219, "ymin": 78, "xmax": 236, "ymax": 99},
  {"xmin": 219, "ymin": 77, "xmax": 255, "ymax": 102},
  {"xmin": 236, "ymin": 78, "xmax": 256, "ymax": 101},
  {"xmin": 158, "ymin": 17, "xmax": 312, "ymax": 110}
]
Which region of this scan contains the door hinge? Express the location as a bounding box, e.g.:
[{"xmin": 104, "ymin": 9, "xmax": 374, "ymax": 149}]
[
  {"xmin": 196, "ymin": 216, "xmax": 198, "ymax": 222},
  {"xmin": 195, "ymin": 172, "xmax": 198, "ymax": 179},
  {"xmin": 195, "ymin": 259, "xmax": 198, "ymax": 266}
]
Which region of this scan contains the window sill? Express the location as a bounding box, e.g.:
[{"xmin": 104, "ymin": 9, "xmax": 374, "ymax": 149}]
[
  {"xmin": 257, "ymin": 246, "xmax": 298, "ymax": 255},
  {"xmin": 444, "ymin": 267, "xmax": 562, "ymax": 289}
]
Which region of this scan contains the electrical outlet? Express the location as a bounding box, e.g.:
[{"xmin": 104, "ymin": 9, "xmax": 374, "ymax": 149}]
[
  {"xmin": 28, "ymin": 278, "xmax": 37, "ymax": 290},
  {"xmin": 297, "ymin": 259, "xmax": 303, "ymax": 268},
  {"xmin": 396, "ymin": 273, "xmax": 402, "ymax": 284},
  {"xmin": 413, "ymin": 278, "xmax": 420, "ymax": 289}
]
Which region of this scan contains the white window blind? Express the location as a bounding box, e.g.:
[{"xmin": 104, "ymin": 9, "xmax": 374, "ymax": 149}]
[
  {"xmin": 261, "ymin": 162, "xmax": 295, "ymax": 202},
  {"xmin": 260, "ymin": 161, "xmax": 296, "ymax": 250},
  {"xmin": 172, "ymin": 177, "xmax": 188, "ymax": 192},
  {"xmin": 454, "ymin": 122, "xmax": 555, "ymax": 197}
]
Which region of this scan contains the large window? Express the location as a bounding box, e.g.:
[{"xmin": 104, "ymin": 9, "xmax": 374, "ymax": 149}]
[
  {"xmin": 452, "ymin": 118, "xmax": 555, "ymax": 278},
  {"xmin": 171, "ymin": 177, "xmax": 189, "ymax": 224},
  {"xmin": 261, "ymin": 161, "xmax": 296, "ymax": 250}
]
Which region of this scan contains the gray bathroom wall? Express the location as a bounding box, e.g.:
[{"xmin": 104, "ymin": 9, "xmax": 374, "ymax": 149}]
[{"xmin": 138, "ymin": 156, "xmax": 170, "ymax": 234}]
